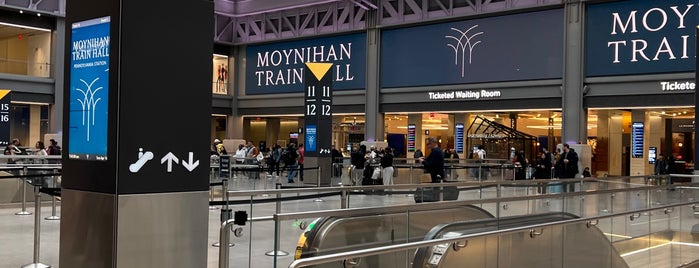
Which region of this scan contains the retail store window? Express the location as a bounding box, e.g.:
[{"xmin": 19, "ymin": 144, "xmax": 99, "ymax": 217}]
[{"xmin": 212, "ymin": 54, "xmax": 229, "ymax": 95}]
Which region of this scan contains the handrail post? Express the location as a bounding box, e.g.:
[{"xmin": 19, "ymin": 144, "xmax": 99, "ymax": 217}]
[
  {"xmin": 16, "ymin": 170, "xmax": 31, "ymax": 215},
  {"xmin": 340, "ymin": 188, "xmax": 348, "ymax": 209}
]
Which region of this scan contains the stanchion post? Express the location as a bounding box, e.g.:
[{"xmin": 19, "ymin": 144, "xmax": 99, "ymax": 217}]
[
  {"xmin": 409, "ymin": 165, "xmax": 414, "ymax": 184},
  {"xmin": 16, "ymin": 175, "xmax": 32, "ymax": 215},
  {"xmin": 212, "ymin": 179, "xmax": 233, "ymax": 248},
  {"xmin": 45, "ymin": 169, "xmax": 60, "ymax": 220},
  {"xmin": 22, "ymin": 184, "xmax": 50, "ymax": 268},
  {"xmin": 314, "ymin": 167, "xmax": 324, "ymax": 202},
  {"xmin": 218, "ymin": 220, "xmax": 232, "ymax": 268},
  {"xmin": 265, "ymin": 183, "xmax": 289, "ymax": 257}
]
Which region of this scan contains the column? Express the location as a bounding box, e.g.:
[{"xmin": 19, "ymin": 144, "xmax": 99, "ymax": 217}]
[
  {"xmin": 561, "ymin": 1, "xmax": 586, "ymax": 144},
  {"xmin": 596, "ymin": 110, "xmax": 610, "ymax": 176},
  {"xmin": 608, "ymin": 113, "xmax": 623, "ymax": 176},
  {"xmin": 646, "ymin": 113, "xmax": 663, "ymax": 175},
  {"xmin": 265, "ymin": 118, "xmax": 280, "ymax": 148},
  {"xmin": 364, "ymin": 11, "xmax": 382, "ymax": 142},
  {"xmin": 29, "ymin": 105, "xmax": 41, "ymax": 145},
  {"xmin": 51, "ymin": 18, "xmax": 66, "ymax": 134},
  {"xmin": 229, "ymin": 46, "xmax": 244, "ymax": 139},
  {"xmin": 59, "ymin": 0, "xmax": 213, "ymax": 267}
]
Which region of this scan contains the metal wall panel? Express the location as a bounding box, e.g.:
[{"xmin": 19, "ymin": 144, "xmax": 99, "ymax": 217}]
[
  {"xmin": 116, "ymin": 191, "xmax": 209, "ymax": 268},
  {"xmin": 59, "ymin": 189, "xmax": 116, "ymax": 267}
]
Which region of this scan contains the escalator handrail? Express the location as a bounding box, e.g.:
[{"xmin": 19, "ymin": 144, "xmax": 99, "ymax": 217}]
[{"xmin": 287, "ymin": 200, "xmax": 699, "ymax": 268}]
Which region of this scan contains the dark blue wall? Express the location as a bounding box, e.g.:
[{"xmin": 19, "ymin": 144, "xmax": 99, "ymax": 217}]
[
  {"xmin": 380, "ymin": 9, "xmax": 564, "ymax": 88},
  {"xmin": 586, "ymin": 0, "xmax": 698, "ymax": 76},
  {"xmin": 245, "ymin": 33, "xmax": 366, "ymax": 94}
]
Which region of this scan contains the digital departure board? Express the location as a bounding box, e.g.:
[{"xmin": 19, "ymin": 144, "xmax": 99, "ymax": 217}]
[
  {"xmin": 407, "ymin": 124, "xmax": 416, "ymax": 152},
  {"xmin": 631, "ymin": 122, "xmax": 644, "ymax": 158},
  {"xmin": 455, "ymin": 123, "xmax": 464, "ymax": 153}
]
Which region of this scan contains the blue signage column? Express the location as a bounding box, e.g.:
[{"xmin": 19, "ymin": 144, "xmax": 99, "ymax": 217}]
[
  {"xmin": 304, "ymin": 62, "xmax": 333, "ymax": 186},
  {"xmin": 59, "ymin": 0, "xmax": 213, "ymax": 267}
]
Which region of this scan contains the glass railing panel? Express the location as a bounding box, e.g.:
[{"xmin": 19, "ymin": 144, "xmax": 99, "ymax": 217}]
[
  {"xmin": 578, "ymin": 192, "xmax": 610, "ymax": 218},
  {"xmin": 676, "ymin": 204, "xmax": 699, "ymax": 266},
  {"xmin": 0, "ymin": 58, "xmax": 52, "ymax": 78},
  {"xmin": 618, "ymin": 211, "xmax": 652, "ymax": 268}
]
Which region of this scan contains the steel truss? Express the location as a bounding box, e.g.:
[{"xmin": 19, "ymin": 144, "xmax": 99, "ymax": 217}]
[
  {"xmin": 215, "ymin": 0, "xmax": 562, "ymax": 45},
  {"xmin": 0, "ymin": 0, "xmax": 64, "ymax": 16}
]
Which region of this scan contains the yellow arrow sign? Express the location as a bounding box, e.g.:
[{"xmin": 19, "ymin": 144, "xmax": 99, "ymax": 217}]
[
  {"xmin": 0, "ymin": 90, "xmax": 10, "ymax": 100},
  {"xmin": 305, "ymin": 62, "xmax": 333, "ymax": 81}
]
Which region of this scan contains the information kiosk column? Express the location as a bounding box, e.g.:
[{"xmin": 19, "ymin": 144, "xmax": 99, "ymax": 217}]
[{"xmin": 59, "ymin": 0, "xmax": 213, "ymax": 267}]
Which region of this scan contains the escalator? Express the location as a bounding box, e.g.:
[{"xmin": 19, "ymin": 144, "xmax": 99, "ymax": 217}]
[
  {"xmin": 294, "ymin": 205, "xmax": 495, "ymax": 267},
  {"xmin": 413, "ymin": 212, "xmax": 629, "ymax": 268}
]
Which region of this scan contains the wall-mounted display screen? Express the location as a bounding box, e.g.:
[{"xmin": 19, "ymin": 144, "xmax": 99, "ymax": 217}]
[
  {"xmin": 631, "ymin": 122, "xmax": 644, "ymax": 158},
  {"xmin": 68, "ymin": 16, "xmax": 110, "ymax": 161},
  {"xmin": 648, "ymin": 147, "xmax": 657, "ymax": 164},
  {"xmin": 455, "ymin": 123, "xmax": 464, "ymax": 153},
  {"xmin": 407, "ymin": 124, "xmax": 416, "ymax": 152},
  {"xmin": 290, "ymin": 132, "xmax": 299, "ymax": 139}
]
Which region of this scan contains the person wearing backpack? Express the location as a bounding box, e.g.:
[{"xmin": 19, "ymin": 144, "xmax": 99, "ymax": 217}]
[
  {"xmin": 47, "ymin": 139, "xmax": 62, "ymax": 155},
  {"xmin": 270, "ymin": 144, "xmax": 282, "ymax": 177},
  {"xmin": 284, "ymin": 143, "xmax": 299, "ymax": 183},
  {"xmin": 245, "ymin": 141, "xmax": 260, "ymax": 179}
]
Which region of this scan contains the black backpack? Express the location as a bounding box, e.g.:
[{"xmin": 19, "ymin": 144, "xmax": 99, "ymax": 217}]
[
  {"xmin": 48, "ymin": 145, "xmax": 61, "ymax": 155},
  {"xmin": 282, "ymin": 149, "xmax": 296, "ymax": 165}
]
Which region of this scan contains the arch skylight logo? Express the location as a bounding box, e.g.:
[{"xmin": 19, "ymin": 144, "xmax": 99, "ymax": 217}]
[
  {"xmin": 446, "ymin": 25, "xmax": 484, "ymax": 77},
  {"xmin": 75, "ymin": 77, "xmax": 103, "ymax": 142}
]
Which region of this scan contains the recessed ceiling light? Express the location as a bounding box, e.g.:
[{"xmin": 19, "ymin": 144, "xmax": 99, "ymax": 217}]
[
  {"xmin": 19, "ymin": 10, "xmax": 23, "ymax": 14},
  {"xmin": 37, "ymin": 13, "xmax": 41, "ymax": 17}
]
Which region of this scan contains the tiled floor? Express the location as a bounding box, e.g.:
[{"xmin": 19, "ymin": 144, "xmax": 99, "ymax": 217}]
[{"xmin": 1, "ymin": 175, "xmax": 698, "ymax": 268}]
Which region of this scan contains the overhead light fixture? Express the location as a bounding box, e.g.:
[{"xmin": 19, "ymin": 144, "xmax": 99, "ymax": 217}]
[
  {"xmin": 37, "ymin": 13, "xmax": 41, "ymax": 17},
  {"xmin": 19, "ymin": 10, "xmax": 23, "ymax": 14},
  {"xmin": 0, "ymin": 22, "xmax": 51, "ymax": 32}
]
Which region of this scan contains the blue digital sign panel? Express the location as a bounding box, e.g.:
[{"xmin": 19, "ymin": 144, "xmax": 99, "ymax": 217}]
[{"xmin": 68, "ymin": 16, "xmax": 110, "ymax": 161}]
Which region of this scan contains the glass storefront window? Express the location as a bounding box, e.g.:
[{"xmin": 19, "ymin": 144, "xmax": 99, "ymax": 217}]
[
  {"xmin": 590, "ymin": 108, "xmax": 695, "ymax": 177},
  {"xmin": 0, "ymin": 22, "xmax": 52, "ymax": 78}
]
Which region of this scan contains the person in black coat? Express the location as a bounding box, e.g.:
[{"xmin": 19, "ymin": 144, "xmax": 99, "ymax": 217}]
[
  {"xmin": 418, "ymin": 137, "xmax": 445, "ymax": 183},
  {"xmin": 535, "ymin": 152, "xmax": 552, "ymax": 194},
  {"xmin": 556, "ymin": 144, "xmax": 579, "ymax": 192}
]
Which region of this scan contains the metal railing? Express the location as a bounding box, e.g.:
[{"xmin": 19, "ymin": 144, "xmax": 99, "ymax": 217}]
[{"xmin": 217, "ymin": 176, "xmax": 697, "ymax": 268}]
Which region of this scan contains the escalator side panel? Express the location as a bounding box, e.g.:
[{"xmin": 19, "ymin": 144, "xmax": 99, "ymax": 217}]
[{"xmin": 299, "ymin": 205, "xmax": 494, "ymax": 267}]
